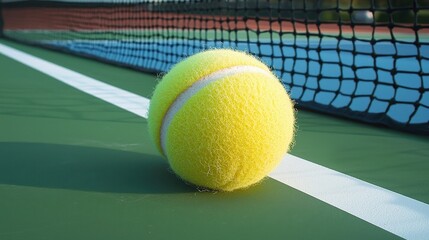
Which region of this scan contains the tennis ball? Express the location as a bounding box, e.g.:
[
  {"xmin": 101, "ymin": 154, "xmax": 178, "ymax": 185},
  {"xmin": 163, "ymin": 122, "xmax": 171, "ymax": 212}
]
[{"xmin": 148, "ymin": 49, "xmax": 295, "ymax": 191}]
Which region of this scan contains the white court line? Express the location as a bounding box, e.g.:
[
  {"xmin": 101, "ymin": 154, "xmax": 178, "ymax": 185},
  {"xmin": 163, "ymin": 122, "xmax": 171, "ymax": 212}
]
[
  {"xmin": 271, "ymin": 155, "xmax": 429, "ymax": 240},
  {"xmin": 1, "ymin": 42, "xmax": 428, "ymax": 239},
  {"xmin": 0, "ymin": 43, "xmax": 149, "ymax": 119}
]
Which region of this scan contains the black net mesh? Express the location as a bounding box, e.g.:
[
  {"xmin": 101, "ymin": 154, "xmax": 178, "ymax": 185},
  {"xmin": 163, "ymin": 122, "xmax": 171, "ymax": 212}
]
[{"xmin": 1, "ymin": 0, "xmax": 428, "ymax": 134}]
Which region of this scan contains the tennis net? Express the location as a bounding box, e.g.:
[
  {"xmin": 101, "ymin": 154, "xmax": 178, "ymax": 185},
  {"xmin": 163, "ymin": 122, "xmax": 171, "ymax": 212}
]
[{"xmin": 1, "ymin": 0, "xmax": 428, "ymax": 133}]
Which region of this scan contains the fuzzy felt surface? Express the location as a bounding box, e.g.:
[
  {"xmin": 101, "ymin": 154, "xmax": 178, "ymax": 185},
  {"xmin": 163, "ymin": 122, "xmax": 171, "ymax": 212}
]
[{"xmin": 148, "ymin": 49, "xmax": 295, "ymax": 191}]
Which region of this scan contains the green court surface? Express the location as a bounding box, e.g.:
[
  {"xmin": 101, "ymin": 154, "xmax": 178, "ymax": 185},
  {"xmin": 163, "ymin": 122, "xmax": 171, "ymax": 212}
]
[{"xmin": 0, "ymin": 39, "xmax": 428, "ymax": 239}]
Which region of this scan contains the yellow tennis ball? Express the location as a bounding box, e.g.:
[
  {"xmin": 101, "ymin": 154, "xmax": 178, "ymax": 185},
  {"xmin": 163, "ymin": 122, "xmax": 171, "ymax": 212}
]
[{"xmin": 148, "ymin": 49, "xmax": 295, "ymax": 191}]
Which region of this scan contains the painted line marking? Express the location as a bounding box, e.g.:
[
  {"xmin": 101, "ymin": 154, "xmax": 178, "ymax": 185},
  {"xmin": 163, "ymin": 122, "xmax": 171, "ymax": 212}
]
[
  {"xmin": 271, "ymin": 155, "xmax": 429, "ymax": 240},
  {"xmin": 0, "ymin": 43, "xmax": 149, "ymax": 118},
  {"xmin": 1, "ymin": 42, "xmax": 428, "ymax": 240}
]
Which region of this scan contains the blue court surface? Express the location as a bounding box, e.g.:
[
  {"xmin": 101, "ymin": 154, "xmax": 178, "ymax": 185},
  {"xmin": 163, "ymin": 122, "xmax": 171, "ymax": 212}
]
[{"xmin": 45, "ymin": 39, "xmax": 429, "ymax": 125}]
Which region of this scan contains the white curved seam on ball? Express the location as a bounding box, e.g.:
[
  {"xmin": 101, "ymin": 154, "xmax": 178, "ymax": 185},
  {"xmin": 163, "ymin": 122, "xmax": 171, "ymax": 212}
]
[{"xmin": 160, "ymin": 65, "xmax": 273, "ymax": 156}]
